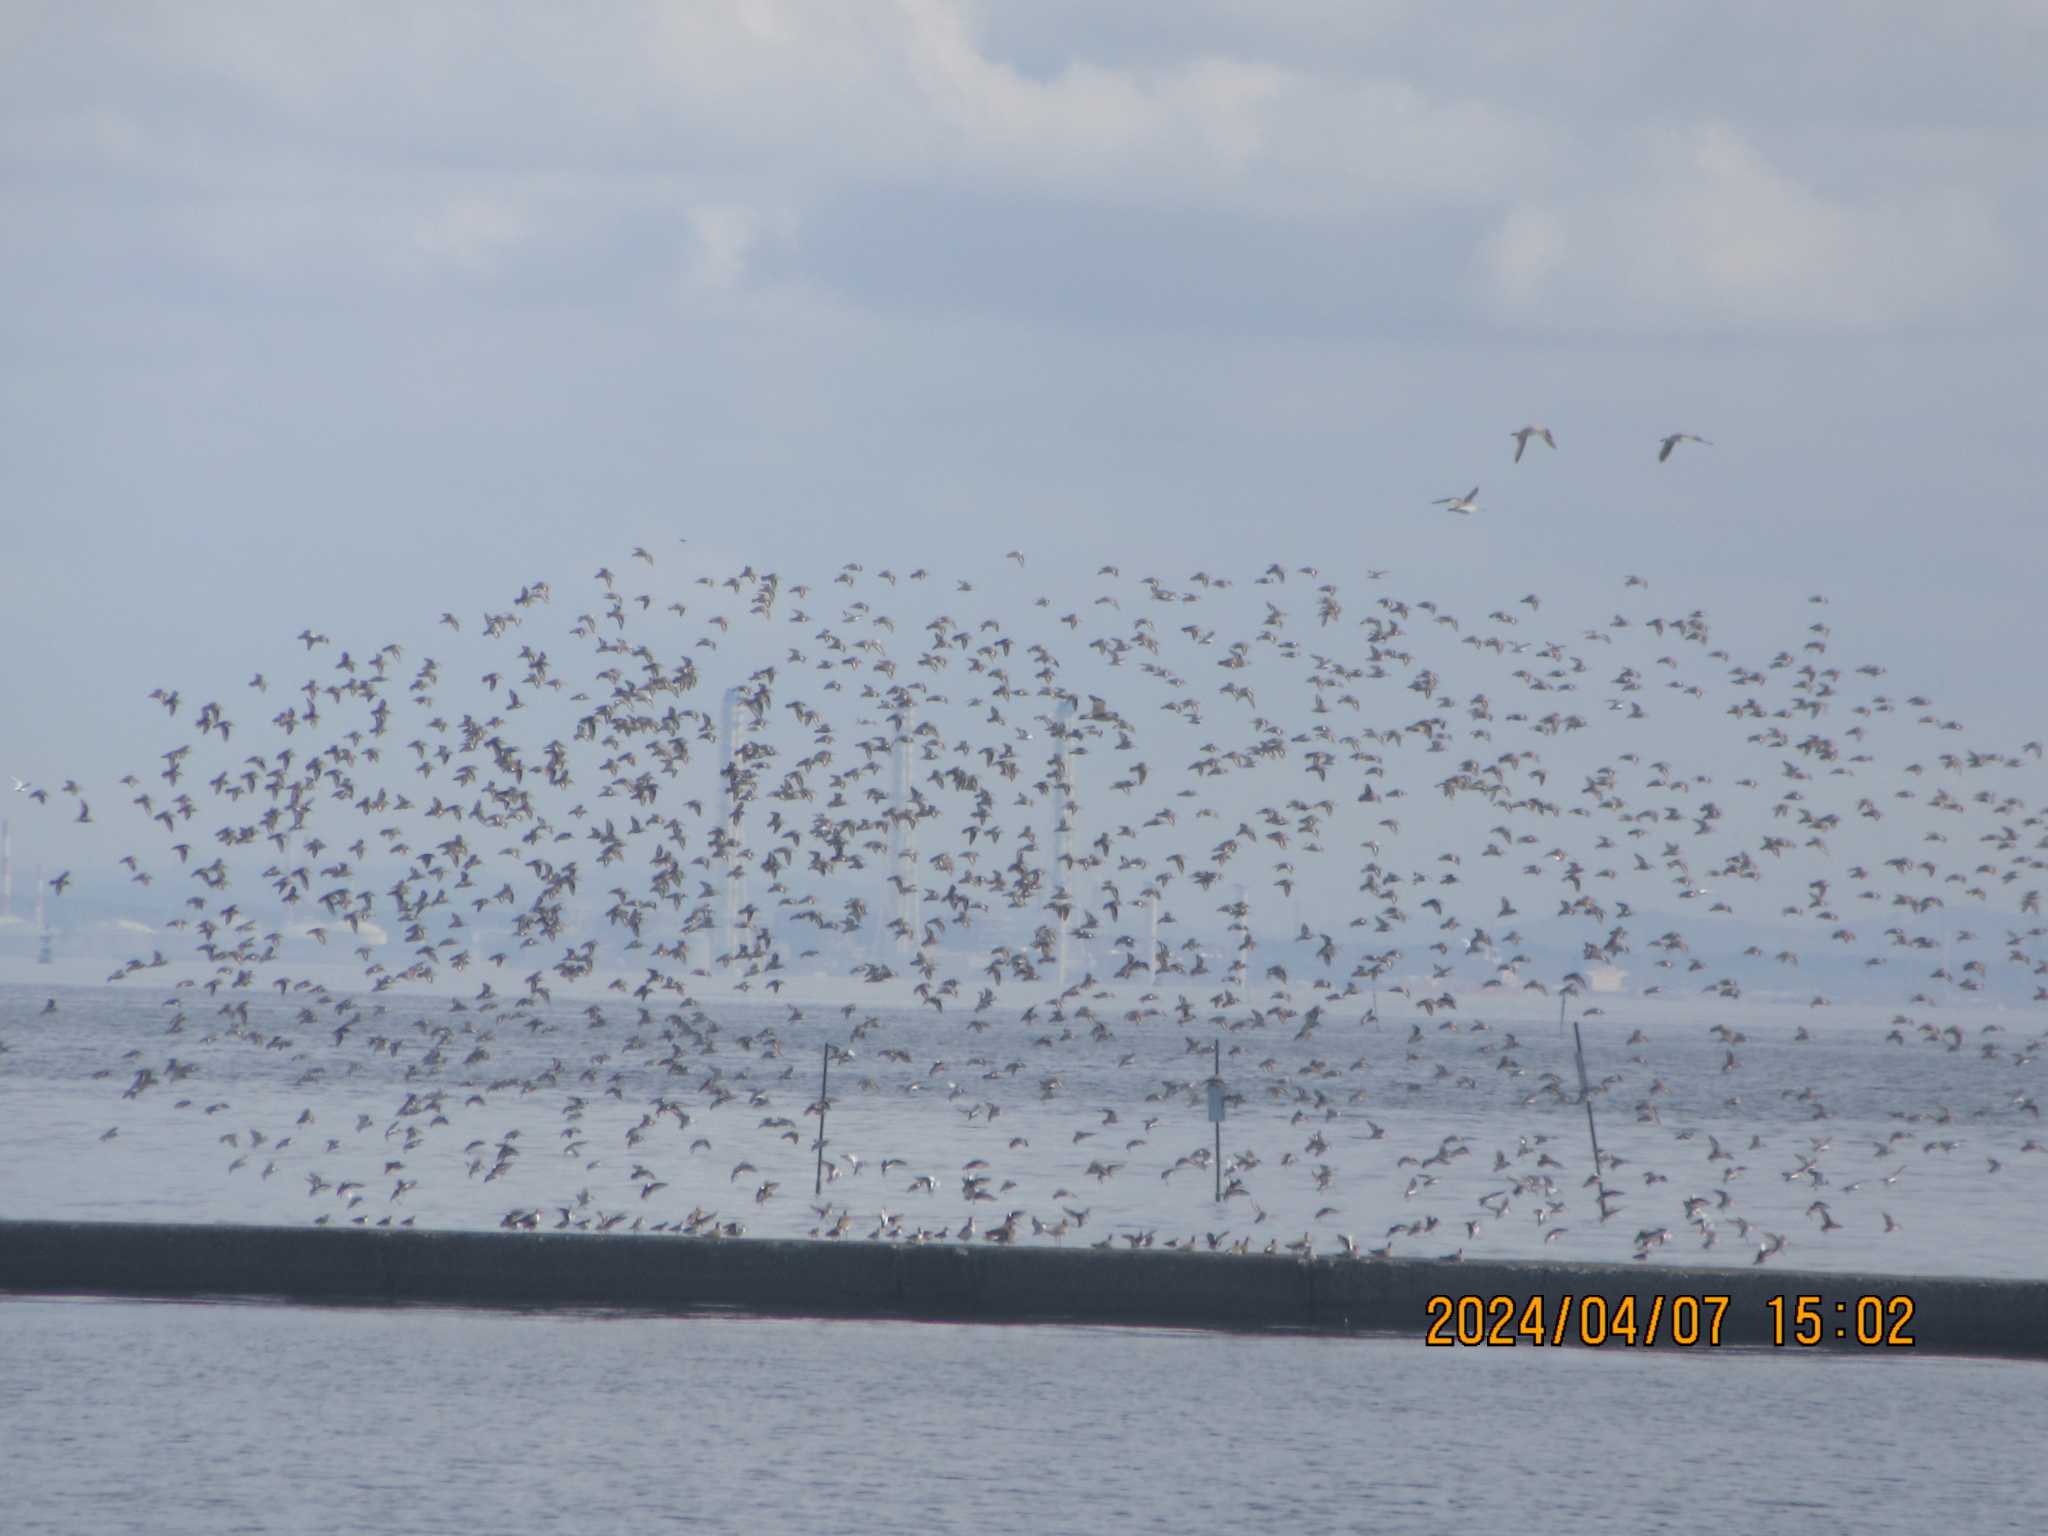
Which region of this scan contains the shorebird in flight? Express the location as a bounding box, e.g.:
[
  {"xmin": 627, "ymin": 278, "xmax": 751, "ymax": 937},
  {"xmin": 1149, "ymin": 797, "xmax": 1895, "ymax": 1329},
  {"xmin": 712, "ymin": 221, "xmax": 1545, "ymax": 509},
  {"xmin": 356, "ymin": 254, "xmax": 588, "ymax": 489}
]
[
  {"xmin": 1658, "ymin": 432, "xmax": 1712, "ymax": 462},
  {"xmin": 1510, "ymin": 426, "xmax": 1555, "ymax": 462},
  {"xmin": 1432, "ymin": 486, "xmax": 1481, "ymax": 515}
]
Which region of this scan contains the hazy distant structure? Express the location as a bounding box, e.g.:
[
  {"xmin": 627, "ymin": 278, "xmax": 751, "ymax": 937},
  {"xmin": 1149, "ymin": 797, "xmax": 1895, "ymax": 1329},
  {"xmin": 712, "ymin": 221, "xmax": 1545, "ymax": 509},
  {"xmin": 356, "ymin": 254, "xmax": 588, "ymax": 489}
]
[
  {"xmin": 718, "ymin": 684, "xmax": 747, "ymax": 971},
  {"xmin": 886, "ymin": 708, "xmax": 917, "ymax": 957},
  {"xmin": 33, "ymin": 860, "xmax": 50, "ymax": 964},
  {"xmin": 1052, "ymin": 696, "xmax": 1078, "ymax": 989},
  {"xmin": 1230, "ymin": 881, "xmax": 1251, "ymax": 989},
  {"xmin": 1, "ymin": 819, "xmax": 12, "ymax": 917}
]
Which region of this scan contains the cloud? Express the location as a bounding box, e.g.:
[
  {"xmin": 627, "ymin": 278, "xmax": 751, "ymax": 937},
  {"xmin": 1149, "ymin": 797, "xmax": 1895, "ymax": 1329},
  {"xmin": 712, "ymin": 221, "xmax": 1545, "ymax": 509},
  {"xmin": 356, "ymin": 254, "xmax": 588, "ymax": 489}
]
[
  {"xmin": 14, "ymin": 4, "xmax": 2027, "ymax": 336},
  {"xmin": 637, "ymin": 1, "xmax": 1301, "ymax": 200},
  {"xmin": 415, "ymin": 196, "xmax": 532, "ymax": 274},
  {"xmin": 1479, "ymin": 123, "xmax": 2017, "ymax": 332},
  {"xmin": 682, "ymin": 205, "xmax": 759, "ymax": 291},
  {"xmin": 1480, "ymin": 205, "xmax": 1569, "ymax": 310},
  {"xmin": 2, "ymin": 0, "xmax": 2045, "ymax": 794}
]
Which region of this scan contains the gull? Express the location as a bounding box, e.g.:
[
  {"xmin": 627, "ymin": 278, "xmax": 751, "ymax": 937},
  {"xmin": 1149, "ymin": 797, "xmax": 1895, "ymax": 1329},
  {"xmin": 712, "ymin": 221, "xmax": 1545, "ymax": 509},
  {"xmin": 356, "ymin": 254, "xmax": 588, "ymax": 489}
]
[
  {"xmin": 1657, "ymin": 433, "xmax": 1712, "ymax": 462},
  {"xmin": 1510, "ymin": 426, "xmax": 1555, "ymax": 463},
  {"xmin": 10, "ymin": 777, "xmax": 28, "ymax": 793},
  {"xmin": 1432, "ymin": 486, "xmax": 1480, "ymax": 515}
]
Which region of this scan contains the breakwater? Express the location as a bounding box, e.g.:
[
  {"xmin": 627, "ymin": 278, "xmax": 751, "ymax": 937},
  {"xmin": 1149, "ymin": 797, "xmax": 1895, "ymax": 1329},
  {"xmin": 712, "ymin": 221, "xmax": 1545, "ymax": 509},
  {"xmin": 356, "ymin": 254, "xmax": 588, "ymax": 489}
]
[{"xmin": 1, "ymin": 1219, "xmax": 2039, "ymax": 1359}]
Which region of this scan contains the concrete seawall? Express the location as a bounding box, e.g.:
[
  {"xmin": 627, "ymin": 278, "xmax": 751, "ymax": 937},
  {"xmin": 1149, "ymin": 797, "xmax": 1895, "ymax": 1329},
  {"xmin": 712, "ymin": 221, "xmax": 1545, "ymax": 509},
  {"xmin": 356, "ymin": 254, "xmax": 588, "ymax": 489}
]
[{"xmin": 2, "ymin": 1219, "xmax": 2039, "ymax": 1359}]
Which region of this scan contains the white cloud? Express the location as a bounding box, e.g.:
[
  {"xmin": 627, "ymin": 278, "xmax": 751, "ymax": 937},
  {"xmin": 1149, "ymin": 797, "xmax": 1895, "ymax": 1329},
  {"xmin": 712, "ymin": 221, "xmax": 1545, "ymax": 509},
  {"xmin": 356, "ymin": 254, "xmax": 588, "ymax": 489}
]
[
  {"xmin": 682, "ymin": 204, "xmax": 762, "ymax": 292},
  {"xmin": 1479, "ymin": 124, "xmax": 2017, "ymax": 331},
  {"xmin": 414, "ymin": 196, "xmax": 532, "ymax": 274},
  {"xmin": 1477, "ymin": 204, "xmax": 1568, "ymax": 309},
  {"xmin": 639, "ymin": 1, "xmax": 1542, "ymax": 215},
  {"xmin": 642, "ymin": 1, "xmax": 1293, "ymax": 196},
  {"xmin": 34, "ymin": 2, "xmax": 2021, "ymax": 327},
  {"xmin": 895, "ymin": 2, "xmax": 1288, "ymax": 187}
]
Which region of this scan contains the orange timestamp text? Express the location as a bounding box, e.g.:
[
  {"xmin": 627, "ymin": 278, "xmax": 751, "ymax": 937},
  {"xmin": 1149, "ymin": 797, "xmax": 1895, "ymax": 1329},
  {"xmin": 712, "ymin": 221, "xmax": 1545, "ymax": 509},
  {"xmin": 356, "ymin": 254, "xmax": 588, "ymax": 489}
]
[{"xmin": 1425, "ymin": 1292, "xmax": 1729, "ymax": 1347}]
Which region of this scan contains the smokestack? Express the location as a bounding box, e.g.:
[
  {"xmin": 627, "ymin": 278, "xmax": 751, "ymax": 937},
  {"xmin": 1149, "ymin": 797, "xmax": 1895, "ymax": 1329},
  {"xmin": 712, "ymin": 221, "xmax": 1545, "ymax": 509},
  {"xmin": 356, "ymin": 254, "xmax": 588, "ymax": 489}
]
[
  {"xmin": 719, "ymin": 684, "xmax": 746, "ymax": 970},
  {"xmin": 33, "ymin": 860, "xmax": 50, "ymax": 965}
]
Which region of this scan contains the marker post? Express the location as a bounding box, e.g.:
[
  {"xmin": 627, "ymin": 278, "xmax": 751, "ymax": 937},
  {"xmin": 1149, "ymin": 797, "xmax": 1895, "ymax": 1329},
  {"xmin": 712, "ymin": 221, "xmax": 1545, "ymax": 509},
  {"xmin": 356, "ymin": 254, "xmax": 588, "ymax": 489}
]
[
  {"xmin": 814, "ymin": 1044, "xmax": 829, "ymax": 1196},
  {"xmin": 1207, "ymin": 1038, "xmax": 1225, "ymax": 1202},
  {"xmin": 1572, "ymin": 1019, "xmax": 1605, "ymax": 1202}
]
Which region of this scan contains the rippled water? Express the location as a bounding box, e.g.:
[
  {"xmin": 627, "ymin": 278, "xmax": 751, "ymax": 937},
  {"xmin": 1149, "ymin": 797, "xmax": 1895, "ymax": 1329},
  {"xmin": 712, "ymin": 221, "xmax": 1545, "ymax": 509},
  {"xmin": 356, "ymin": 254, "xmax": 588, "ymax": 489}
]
[{"xmin": 3, "ymin": 1295, "xmax": 2039, "ymax": 1536}]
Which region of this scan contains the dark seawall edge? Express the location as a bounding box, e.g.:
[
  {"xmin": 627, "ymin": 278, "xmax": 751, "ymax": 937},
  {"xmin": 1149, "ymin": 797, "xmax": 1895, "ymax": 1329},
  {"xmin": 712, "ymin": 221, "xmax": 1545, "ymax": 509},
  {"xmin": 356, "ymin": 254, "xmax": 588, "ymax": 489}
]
[{"xmin": 2, "ymin": 1219, "xmax": 2040, "ymax": 1360}]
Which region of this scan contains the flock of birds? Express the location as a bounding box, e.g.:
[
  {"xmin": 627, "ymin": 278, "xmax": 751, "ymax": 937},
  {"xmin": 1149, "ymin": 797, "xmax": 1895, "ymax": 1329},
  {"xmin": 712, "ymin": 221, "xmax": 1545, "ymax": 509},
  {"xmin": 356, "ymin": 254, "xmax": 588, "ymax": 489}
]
[
  {"xmin": 5, "ymin": 438, "xmax": 2045, "ymax": 1266},
  {"xmin": 1434, "ymin": 427, "xmax": 1709, "ymax": 515}
]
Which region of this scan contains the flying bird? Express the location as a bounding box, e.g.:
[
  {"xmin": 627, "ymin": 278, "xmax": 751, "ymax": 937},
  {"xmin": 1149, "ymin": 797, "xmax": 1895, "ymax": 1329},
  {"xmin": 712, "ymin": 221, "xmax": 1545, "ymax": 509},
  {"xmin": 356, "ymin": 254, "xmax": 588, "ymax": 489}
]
[{"xmin": 1657, "ymin": 433, "xmax": 1712, "ymax": 462}]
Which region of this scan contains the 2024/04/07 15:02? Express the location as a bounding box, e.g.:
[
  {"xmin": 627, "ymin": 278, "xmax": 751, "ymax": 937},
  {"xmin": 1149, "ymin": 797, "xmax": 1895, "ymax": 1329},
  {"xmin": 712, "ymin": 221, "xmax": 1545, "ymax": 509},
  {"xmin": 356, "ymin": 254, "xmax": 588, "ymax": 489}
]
[{"xmin": 1423, "ymin": 1292, "xmax": 1917, "ymax": 1347}]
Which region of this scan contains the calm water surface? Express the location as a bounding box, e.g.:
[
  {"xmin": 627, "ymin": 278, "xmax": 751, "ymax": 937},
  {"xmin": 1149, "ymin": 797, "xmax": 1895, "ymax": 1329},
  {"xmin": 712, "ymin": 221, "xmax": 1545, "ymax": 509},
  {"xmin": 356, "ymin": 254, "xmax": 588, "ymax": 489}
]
[
  {"xmin": 5, "ymin": 977, "xmax": 2044, "ymax": 1533},
  {"xmin": 3, "ymin": 1295, "xmax": 2037, "ymax": 1536},
  {"xmin": 2, "ymin": 979, "xmax": 2041, "ymax": 1277}
]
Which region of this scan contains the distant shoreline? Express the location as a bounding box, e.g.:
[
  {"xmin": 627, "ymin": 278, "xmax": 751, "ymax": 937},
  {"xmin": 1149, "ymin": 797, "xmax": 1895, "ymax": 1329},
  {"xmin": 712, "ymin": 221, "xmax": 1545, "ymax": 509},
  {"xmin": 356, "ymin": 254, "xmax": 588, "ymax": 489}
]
[{"xmin": 3, "ymin": 1218, "xmax": 2040, "ymax": 1359}]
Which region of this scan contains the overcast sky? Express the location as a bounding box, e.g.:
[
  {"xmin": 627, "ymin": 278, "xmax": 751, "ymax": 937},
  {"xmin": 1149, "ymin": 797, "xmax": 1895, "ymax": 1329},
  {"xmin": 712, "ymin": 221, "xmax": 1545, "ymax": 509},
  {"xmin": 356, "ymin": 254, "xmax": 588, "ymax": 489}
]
[{"xmin": 3, "ymin": 1, "xmax": 2044, "ymax": 833}]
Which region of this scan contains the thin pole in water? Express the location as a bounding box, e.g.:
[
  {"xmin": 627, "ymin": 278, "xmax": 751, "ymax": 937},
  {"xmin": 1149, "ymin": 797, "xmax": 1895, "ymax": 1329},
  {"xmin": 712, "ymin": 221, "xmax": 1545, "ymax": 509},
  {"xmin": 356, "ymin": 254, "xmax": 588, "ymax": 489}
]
[
  {"xmin": 1213, "ymin": 1038, "xmax": 1223, "ymax": 1203},
  {"xmin": 814, "ymin": 1043, "xmax": 830, "ymax": 1197},
  {"xmin": 1572, "ymin": 1018, "xmax": 1605, "ymax": 1204}
]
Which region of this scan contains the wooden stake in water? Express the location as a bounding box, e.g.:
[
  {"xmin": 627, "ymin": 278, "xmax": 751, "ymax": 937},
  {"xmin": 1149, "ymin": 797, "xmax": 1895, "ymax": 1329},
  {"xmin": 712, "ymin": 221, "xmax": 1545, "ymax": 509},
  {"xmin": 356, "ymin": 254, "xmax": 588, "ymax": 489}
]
[
  {"xmin": 1572, "ymin": 1019, "xmax": 1604, "ymax": 1195},
  {"xmin": 814, "ymin": 1043, "xmax": 830, "ymax": 1196},
  {"xmin": 1213, "ymin": 1038, "xmax": 1223, "ymax": 1203}
]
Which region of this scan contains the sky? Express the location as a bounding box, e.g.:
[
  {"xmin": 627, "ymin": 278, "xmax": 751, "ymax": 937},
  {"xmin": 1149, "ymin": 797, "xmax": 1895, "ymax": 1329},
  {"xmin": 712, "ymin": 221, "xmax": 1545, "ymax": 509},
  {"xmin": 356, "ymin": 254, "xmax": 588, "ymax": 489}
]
[{"xmin": 2, "ymin": 0, "xmax": 2045, "ymax": 887}]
